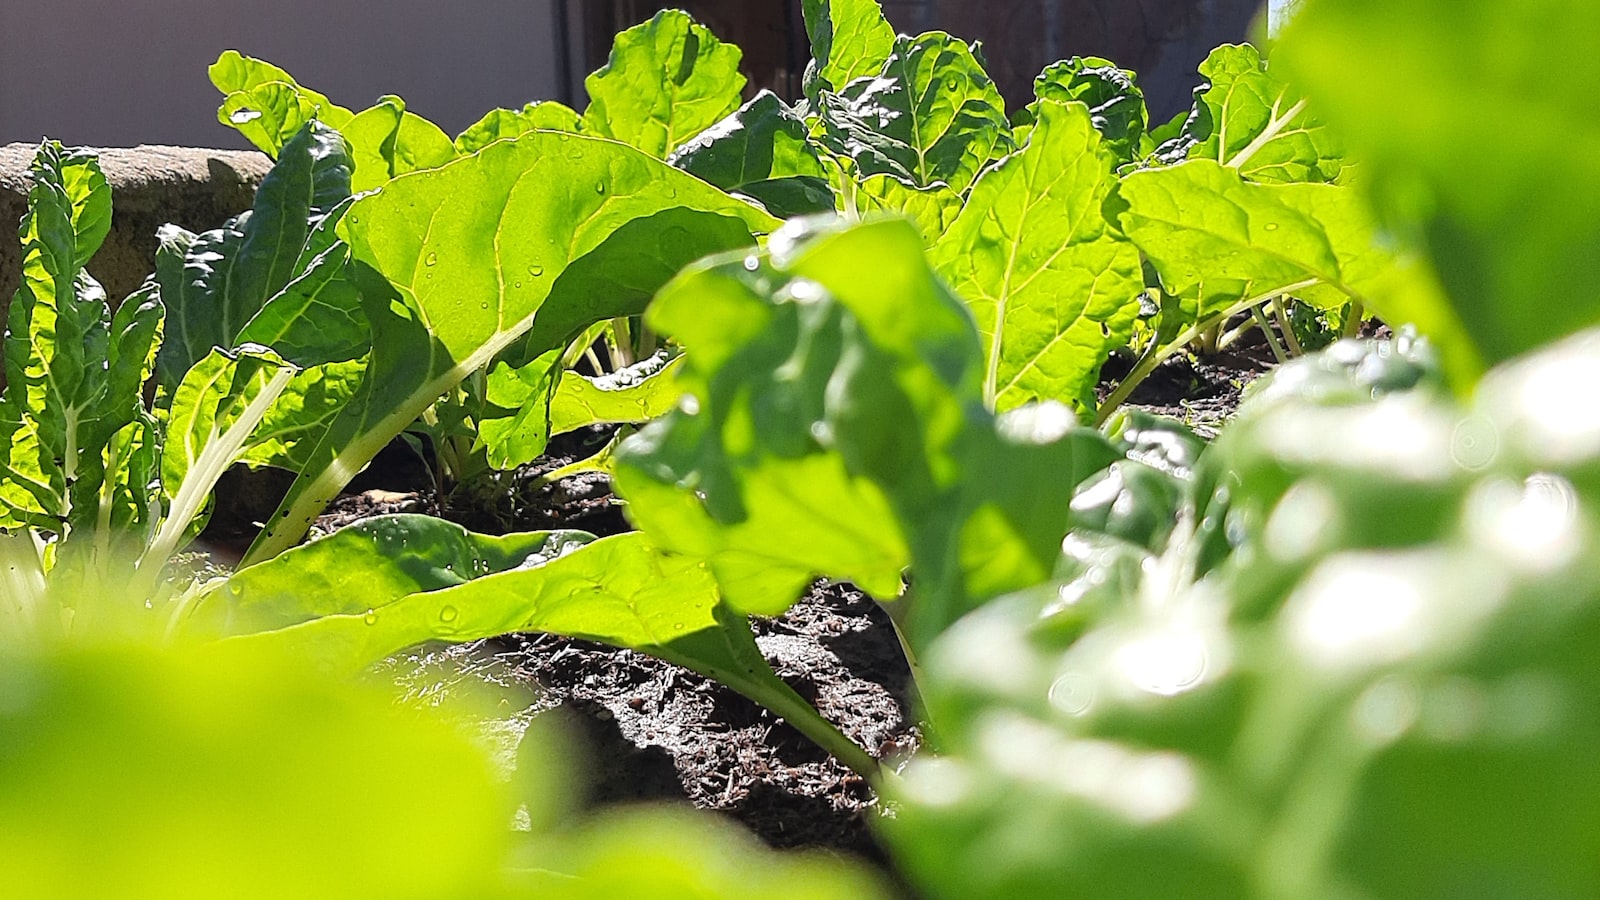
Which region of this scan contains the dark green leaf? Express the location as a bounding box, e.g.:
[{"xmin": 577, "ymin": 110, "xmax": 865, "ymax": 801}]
[{"xmin": 818, "ymin": 33, "xmax": 1013, "ymax": 194}]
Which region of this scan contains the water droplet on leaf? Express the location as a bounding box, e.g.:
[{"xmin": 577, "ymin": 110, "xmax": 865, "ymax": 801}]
[
  {"xmin": 529, "ymin": 264, "xmax": 545, "ymax": 277},
  {"xmin": 439, "ymin": 605, "xmax": 459, "ymax": 623},
  {"xmin": 363, "ymin": 610, "xmax": 379, "ymax": 626},
  {"xmin": 425, "ymin": 252, "xmax": 438, "ymax": 266}
]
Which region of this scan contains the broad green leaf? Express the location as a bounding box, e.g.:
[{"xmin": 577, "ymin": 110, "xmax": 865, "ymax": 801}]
[
  {"xmin": 1179, "ymin": 44, "xmax": 1341, "ymax": 184},
  {"xmin": 818, "ymin": 33, "xmax": 1012, "ymax": 194},
  {"xmin": 244, "ymin": 133, "xmax": 777, "ymax": 564},
  {"xmin": 1278, "ymin": 0, "xmax": 1600, "ymax": 375},
  {"xmin": 613, "ymin": 218, "xmax": 1120, "ymax": 649},
  {"xmin": 801, "ymin": 0, "xmax": 896, "ymax": 99},
  {"xmin": 583, "ymin": 9, "xmax": 746, "ymax": 159},
  {"xmin": 232, "ymin": 529, "xmax": 880, "ymax": 775},
  {"xmin": 1113, "ymin": 160, "xmax": 1395, "ymax": 331},
  {"xmin": 932, "ymin": 100, "xmax": 1144, "ymax": 412},
  {"xmin": 668, "ymin": 91, "xmax": 835, "ymax": 218},
  {"xmin": 154, "ymin": 121, "xmax": 356, "ymax": 388},
  {"xmin": 191, "ymin": 514, "xmax": 593, "ymax": 636},
  {"xmin": 340, "ymin": 96, "xmax": 456, "ymax": 193},
  {"xmin": 548, "ymin": 353, "xmax": 685, "ymax": 435},
  {"xmin": 1022, "ymin": 57, "xmax": 1148, "ymax": 165},
  {"xmin": 210, "ymin": 51, "xmax": 354, "ymax": 156},
  {"xmin": 0, "ymin": 145, "xmax": 161, "ymax": 536},
  {"xmin": 454, "ymin": 101, "xmax": 585, "ymax": 155}
]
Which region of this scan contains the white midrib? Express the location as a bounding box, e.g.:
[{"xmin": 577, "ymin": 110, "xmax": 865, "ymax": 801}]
[{"xmin": 1226, "ymin": 96, "xmax": 1308, "ymax": 171}]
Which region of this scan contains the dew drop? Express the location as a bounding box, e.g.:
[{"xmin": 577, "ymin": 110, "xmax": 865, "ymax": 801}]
[
  {"xmin": 529, "ymin": 264, "xmax": 545, "ymax": 277},
  {"xmin": 742, "ymin": 255, "xmax": 760, "ymax": 272},
  {"xmin": 595, "ymin": 182, "xmax": 607, "ymax": 194},
  {"xmin": 363, "ymin": 610, "xmax": 379, "ymax": 626},
  {"xmin": 673, "ymin": 622, "xmax": 686, "ymax": 631},
  {"xmin": 439, "ymin": 605, "xmax": 459, "ymax": 623},
  {"xmin": 946, "ymin": 77, "xmax": 960, "ymax": 91},
  {"xmin": 514, "ymin": 281, "xmax": 523, "ymax": 289},
  {"xmin": 425, "ymin": 252, "xmax": 438, "ymax": 266},
  {"xmin": 479, "ymin": 301, "xmax": 490, "ymax": 310},
  {"xmin": 1264, "ymin": 222, "xmax": 1279, "ymax": 231}
]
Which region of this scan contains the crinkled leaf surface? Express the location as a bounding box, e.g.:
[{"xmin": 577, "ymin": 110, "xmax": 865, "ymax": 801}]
[
  {"xmin": 1278, "ymin": 0, "xmax": 1600, "ymax": 373},
  {"xmin": 583, "ymin": 9, "xmax": 746, "ymax": 159},
  {"xmin": 454, "ymin": 101, "xmax": 584, "ymax": 154},
  {"xmin": 932, "ymin": 100, "xmax": 1144, "ymax": 412},
  {"xmin": 244, "ymin": 133, "xmax": 777, "ymax": 563},
  {"xmin": 614, "ymin": 218, "xmax": 1120, "ymax": 649},
  {"xmin": 1025, "ymin": 57, "xmax": 1148, "ymax": 166},
  {"xmin": 818, "ymin": 32, "xmax": 1012, "ymax": 194},
  {"xmin": 1178, "ymin": 43, "xmax": 1341, "ymax": 184},
  {"xmin": 669, "ymin": 91, "xmax": 834, "ymax": 218},
  {"xmin": 0, "ymin": 145, "xmax": 161, "ymax": 535},
  {"xmin": 801, "ymin": 0, "xmax": 896, "ymax": 99}
]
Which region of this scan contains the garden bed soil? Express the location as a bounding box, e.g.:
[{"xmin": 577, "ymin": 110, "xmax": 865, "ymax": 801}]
[{"xmin": 200, "ymin": 336, "xmax": 1286, "ymax": 882}]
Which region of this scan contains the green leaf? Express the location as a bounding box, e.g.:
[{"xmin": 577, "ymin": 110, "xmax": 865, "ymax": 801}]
[
  {"xmin": 341, "ymin": 96, "xmax": 457, "ymax": 193},
  {"xmin": 548, "ymin": 354, "xmax": 685, "ymax": 435},
  {"xmin": 932, "ymin": 100, "xmax": 1144, "ymax": 412},
  {"xmin": 818, "ymin": 33, "xmax": 1013, "ymax": 193},
  {"xmin": 235, "ymin": 358, "xmax": 368, "ymax": 473},
  {"xmin": 154, "ymin": 121, "xmax": 357, "ymax": 388},
  {"xmin": 846, "ymin": 170, "xmax": 964, "ymax": 244},
  {"xmin": 243, "ymin": 133, "xmax": 778, "ymax": 564},
  {"xmin": 613, "ymin": 218, "xmax": 1120, "ymax": 649},
  {"xmin": 454, "ymin": 101, "xmax": 585, "ymax": 155},
  {"xmin": 1113, "ymin": 159, "xmax": 1395, "ymax": 329},
  {"xmin": 1024, "ymin": 57, "xmax": 1149, "ymax": 165},
  {"xmin": 140, "ymin": 346, "xmax": 299, "ymax": 578},
  {"xmin": 801, "ymin": 0, "xmax": 896, "ymax": 99},
  {"xmin": 191, "ymin": 514, "xmax": 593, "ymax": 636},
  {"xmin": 1277, "ymin": 0, "xmax": 1600, "ymax": 374},
  {"xmin": 1178, "ymin": 44, "xmax": 1341, "ymax": 184},
  {"xmin": 232, "ymin": 529, "xmax": 881, "ymax": 776},
  {"xmin": 583, "ymin": 9, "xmax": 746, "ymax": 158},
  {"xmin": 668, "ymin": 91, "xmax": 835, "ymax": 218},
  {"xmin": 210, "ymin": 51, "xmax": 354, "ymax": 156},
  {"xmin": 0, "ymin": 144, "xmax": 160, "ymax": 536}
]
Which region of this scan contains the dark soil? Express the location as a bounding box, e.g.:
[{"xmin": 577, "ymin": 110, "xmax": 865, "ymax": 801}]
[{"xmin": 200, "ymin": 335, "xmax": 1282, "ymax": 886}]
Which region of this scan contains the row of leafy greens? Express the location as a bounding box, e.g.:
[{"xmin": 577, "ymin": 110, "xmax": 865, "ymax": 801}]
[{"xmin": 8, "ymin": 0, "xmax": 1575, "ymax": 808}]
